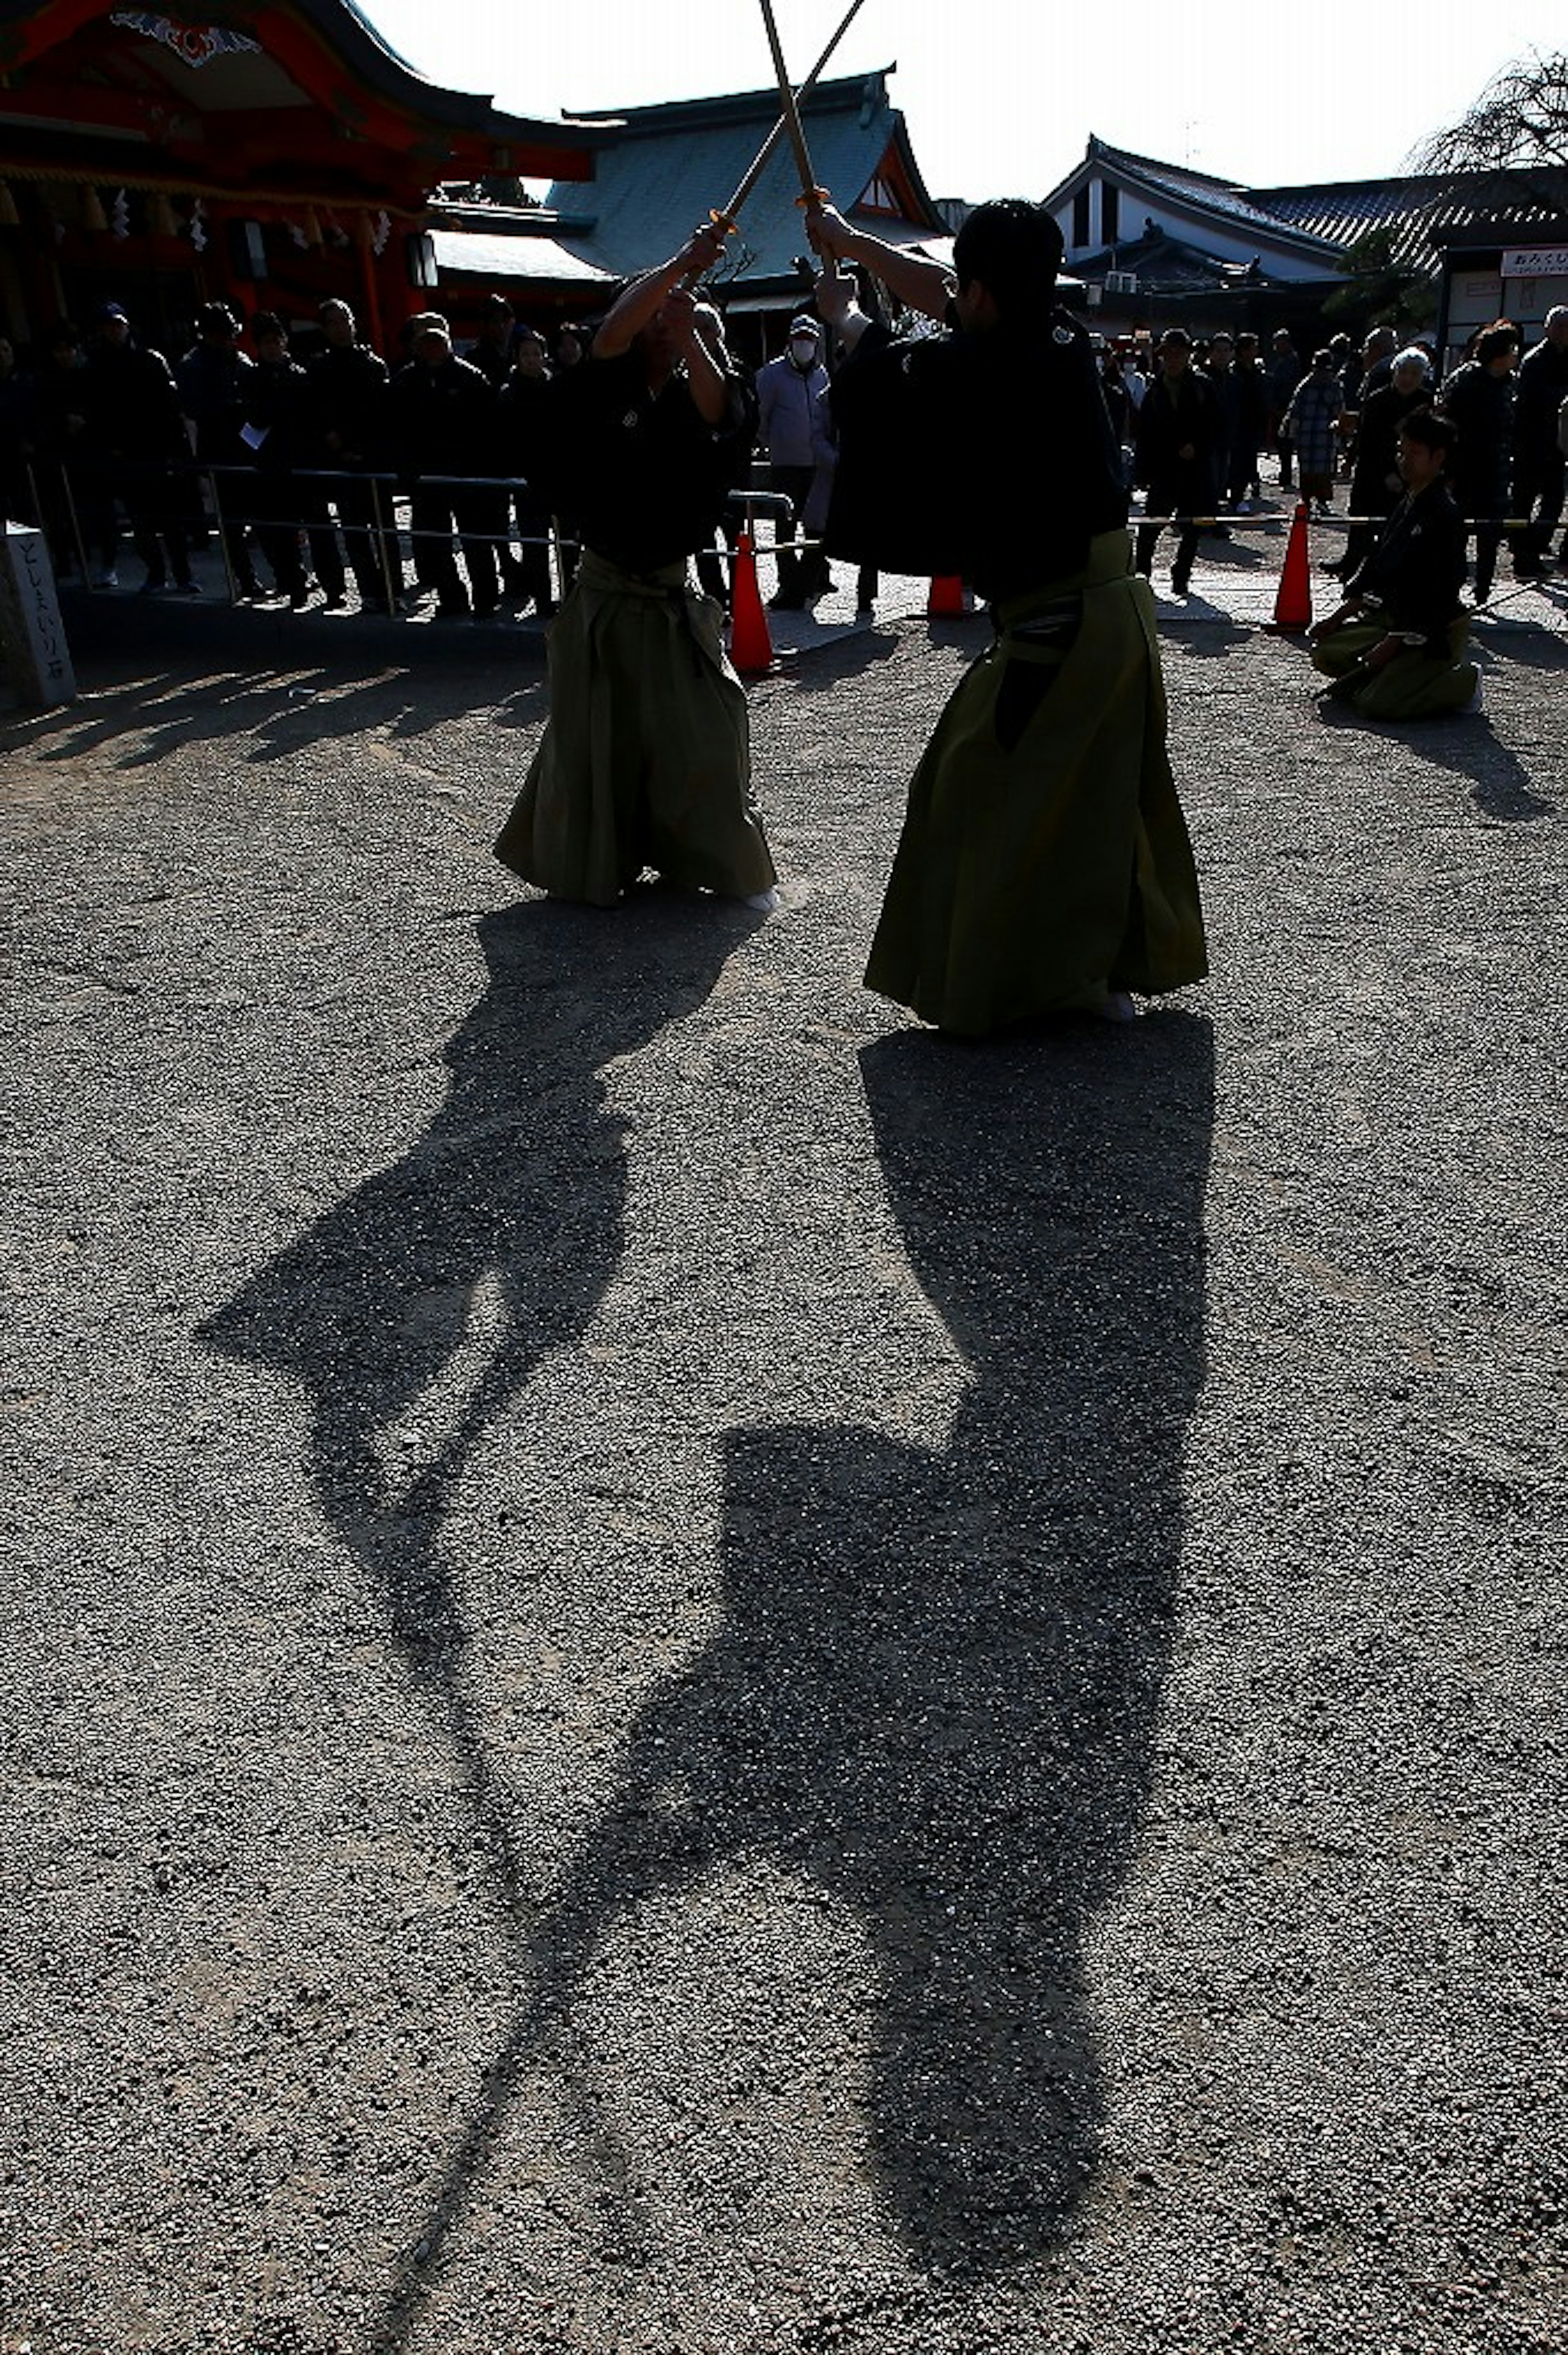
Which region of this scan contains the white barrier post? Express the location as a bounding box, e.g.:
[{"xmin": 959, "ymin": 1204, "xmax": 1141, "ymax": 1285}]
[{"xmin": 0, "ymin": 522, "xmax": 76, "ymax": 707}]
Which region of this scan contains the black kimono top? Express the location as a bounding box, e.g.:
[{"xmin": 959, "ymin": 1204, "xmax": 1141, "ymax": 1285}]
[
  {"xmin": 553, "ymin": 347, "xmax": 756, "ymax": 575},
  {"xmin": 1345, "ymin": 477, "xmax": 1467, "ymax": 655},
  {"xmin": 825, "ymin": 306, "xmax": 1127, "ymax": 601}
]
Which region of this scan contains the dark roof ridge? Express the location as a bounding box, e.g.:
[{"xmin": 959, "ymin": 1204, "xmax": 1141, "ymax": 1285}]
[
  {"xmin": 1087, "ymin": 132, "xmax": 1246, "ymax": 195},
  {"xmin": 570, "ymin": 67, "xmax": 893, "ymax": 132}
]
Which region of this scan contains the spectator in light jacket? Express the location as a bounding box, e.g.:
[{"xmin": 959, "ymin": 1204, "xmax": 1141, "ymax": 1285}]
[{"xmin": 755, "ymin": 313, "xmax": 837, "ymax": 607}]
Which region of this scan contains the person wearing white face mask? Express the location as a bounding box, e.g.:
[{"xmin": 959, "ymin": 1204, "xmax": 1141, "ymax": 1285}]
[{"xmin": 755, "ymin": 313, "xmax": 837, "ymax": 608}]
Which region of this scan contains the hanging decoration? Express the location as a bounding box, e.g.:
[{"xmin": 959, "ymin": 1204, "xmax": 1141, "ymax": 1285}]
[
  {"xmin": 109, "ymin": 14, "xmax": 261, "ymax": 67},
  {"xmin": 111, "ymin": 188, "xmax": 131, "ymax": 239},
  {"xmin": 371, "ymin": 209, "xmax": 391, "ymax": 258},
  {"xmin": 0, "ymin": 182, "xmax": 21, "ymax": 228},
  {"xmin": 147, "ymin": 190, "xmax": 178, "ymax": 237},
  {"xmin": 80, "ymin": 186, "xmax": 109, "ymax": 233},
  {"xmin": 189, "ymin": 195, "xmax": 207, "ymax": 253},
  {"xmin": 288, "ymin": 220, "xmax": 309, "ymax": 250},
  {"xmin": 302, "ymin": 207, "xmax": 323, "ymax": 247}
]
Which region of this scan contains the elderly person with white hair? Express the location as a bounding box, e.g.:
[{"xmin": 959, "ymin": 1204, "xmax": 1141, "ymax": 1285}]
[
  {"xmin": 1511, "ymin": 306, "xmax": 1568, "ymax": 576},
  {"xmin": 1334, "ymin": 344, "xmax": 1434, "ymax": 578}
]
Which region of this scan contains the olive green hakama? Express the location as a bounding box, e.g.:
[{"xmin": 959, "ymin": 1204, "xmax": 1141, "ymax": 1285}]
[
  {"xmin": 1310, "ymin": 616, "xmax": 1478, "ymax": 720},
  {"xmin": 864, "ymin": 531, "xmax": 1207, "ymax": 1036},
  {"xmin": 495, "ymin": 551, "xmax": 776, "ymax": 909}
]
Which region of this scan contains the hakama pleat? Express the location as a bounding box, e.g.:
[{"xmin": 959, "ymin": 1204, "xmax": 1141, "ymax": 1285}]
[
  {"xmin": 495, "ymin": 551, "xmax": 775, "ymax": 908},
  {"xmin": 864, "ymin": 530, "xmax": 1208, "ymax": 1036}
]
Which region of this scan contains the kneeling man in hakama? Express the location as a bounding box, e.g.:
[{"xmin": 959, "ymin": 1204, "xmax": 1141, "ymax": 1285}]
[
  {"xmin": 1309, "ymin": 408, "xmax": 1481, "ymax": 720},
  {"xmin": 494, "ymin": 223, "xmax": 778, "ymax": 911},
  {"xmin": 807, "ymin": 198, "xmax": 1207, "ymax": 1037}
]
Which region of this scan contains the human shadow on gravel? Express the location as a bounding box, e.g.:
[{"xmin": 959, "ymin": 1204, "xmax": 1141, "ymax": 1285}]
[
  {"xmin": 1413, "ymin": 728, "xmax": 1557, "ymax": 823},
  {"xmin": 510, "ymin": 1014, "xmax": 1214, "ymax": 2282},
  {"xmin": 201, "ymin": 890, "xmax": 751, "ymax": 1930}
]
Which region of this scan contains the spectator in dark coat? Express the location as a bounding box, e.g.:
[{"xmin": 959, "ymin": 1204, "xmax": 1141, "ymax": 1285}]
[
  {"xmin": 389, "ymin": 320, "xmax": 501, "ymax": 618},
  {"xmin": 1266, "ymin": 328, "xmax": 1302, "ymax": 487},
  {"xmin": 1229, "ymin": 332, "xmax": 1267, "ymax": 506},
  {"xmin": 465, "ymin": 293, "xmax": 516, "ymax": 389},
  {"xmin": 243, "ymin": 312, "xmax": 310, "ymax": 606},
  {"xmin": 0, "ymin": 331, "xmax": 36, "ymax": 525},
  {"xmin": 178, "ymin": 300, "xmax": 259, "ymax": 595},
  {"xmin": 495, "ymin": 326, "xmax": 558, "ymax": 616},
  {"xmin": 81, "ymin": 301, "xmax": 194, "ymax": 594},
  {"xmin": 1334, "ymin": 346, "xmax": 1432, "ymax": 579},
  {"xmin": 1438, "ymin": 319, "xmax": 1521, "ymax": 603},
  {"xmin": 1510, "ymin": 307, "xmax": 1568, "ymax": 576},
  {"xmin": 1134, "ymin": 327, "xmax": 1220, "ymax": 597},
  {"xmin": 32, "ymin": 320, "xmax": 117, "ymax": 580},
  {"xmin": 301, "ymin": 299, "xmax": 398, "ymax": 611}
]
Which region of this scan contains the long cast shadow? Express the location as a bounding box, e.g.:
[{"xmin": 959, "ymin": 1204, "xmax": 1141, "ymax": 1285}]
[
  {"xmin": 201, "ymin": 890, "xmax": 751, "ymax": 1926},
  {"xmin": 512, "ymin": 1013, "xmax": 1216, "ymax": 2284}
]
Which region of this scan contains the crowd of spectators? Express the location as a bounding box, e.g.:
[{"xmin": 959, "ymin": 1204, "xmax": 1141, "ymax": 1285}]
[
  {"xmin": 0, "ymin": 290, "xmax": 599, "ymax": 618},
  {"xmin": 2, "ymin": 289, "xmax": 1566, "ymax": 620},
  {"xmin": 1095, "ymin": 308, "xmax": 1568, "ymax": 605}
]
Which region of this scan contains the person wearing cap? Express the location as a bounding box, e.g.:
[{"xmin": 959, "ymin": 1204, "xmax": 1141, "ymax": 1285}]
[
  {"xmin": 808, "ymin": 198, "xmax": 1206, "ymax": 1035},
  {"xmin": 81, "ymin": 301, "xmax": 194, "ymax": 593},
  {"xmin": 494, "ymin": 220, "xmax": 776, "ymax": 911},
  {"xmin": 754, "ymin": 313, "xmax": 837, "ymax": 608}
]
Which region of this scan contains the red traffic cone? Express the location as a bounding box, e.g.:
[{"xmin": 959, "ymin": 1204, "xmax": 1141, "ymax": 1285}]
[
  {"xmin": 1270, "ymin": 502, "xmax": 1313, "ymax": 633},
  {"xmin": 728, "ymin": 529, "xmax": 774, "ymax": 675},
  {"xmin": 928, "ymin": 573, "xmax": 965, "ymax": 617}
]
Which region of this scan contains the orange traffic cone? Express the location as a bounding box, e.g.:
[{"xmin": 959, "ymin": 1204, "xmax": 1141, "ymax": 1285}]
[
  {"xmin": 728, "ymin": 530, "xmax": 774, "ymax": 675},
  {"xmin": 928, "ymin": 573, "xmax": 965, "ymax": 616},
  {"xmin": 1270, "ymin": 502, "xmax": 1313, "ymax": 632}
]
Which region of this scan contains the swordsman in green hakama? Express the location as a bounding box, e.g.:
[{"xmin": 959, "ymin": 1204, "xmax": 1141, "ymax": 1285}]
[
  {"xmin": 494, "ymin": 224, "xmax": 777, "ymax": 912},
  {"xmin": 1309, "ymin": 408, "xmax": 1481, "ymax": 721},
  {"xmin": 808, "ymin": 198, "xmax": 1207, "ymax": 1037}
]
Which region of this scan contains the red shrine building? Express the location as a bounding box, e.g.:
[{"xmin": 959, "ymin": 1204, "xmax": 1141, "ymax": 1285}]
[{"xmin": 0, "ymin": 0, "xmax": 600, "ymax": 350}]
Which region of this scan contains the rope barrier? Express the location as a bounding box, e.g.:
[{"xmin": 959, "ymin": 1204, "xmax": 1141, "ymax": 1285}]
[{"xmin": 19, "ymin": 457, "xmax": 1562, "ymax": 622}]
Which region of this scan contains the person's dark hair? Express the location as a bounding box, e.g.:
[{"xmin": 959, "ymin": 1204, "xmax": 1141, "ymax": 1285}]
[
  {"xmin": 481, "ymin": 292, "xmax": 514, "ymax": 321},
  {"xmin": 951, "ymin": 199, "xmax": 1063, "ymax": 317},
  {"xmin": 197, "ymin": 299, "xmax": 240, "ymax": 338},
  {"xmin": 1398, "ymin": 407, "xmax": 1457, "ymax": 457},
  {"xmin": 251, "ymin": 310, "xmax": 284, "ymax": 341},
  {"xmin": 1472, "ymin": 322, "xmax": 1519, "ymax": 365}
]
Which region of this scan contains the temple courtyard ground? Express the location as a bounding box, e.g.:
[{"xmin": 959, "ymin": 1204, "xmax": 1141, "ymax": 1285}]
[{"xmin": 2, "ymin": 559, "xmax": 1564, "ymax": 2355}]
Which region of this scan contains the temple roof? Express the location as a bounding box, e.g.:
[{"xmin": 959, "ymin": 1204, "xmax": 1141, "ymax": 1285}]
[
  {"xmin": 0, "ymin": 0, "xmax": 603, "ymax": 192},
  {"xmin": 542, "ymin": 69, "xmax": 948, "ymax": 291}
]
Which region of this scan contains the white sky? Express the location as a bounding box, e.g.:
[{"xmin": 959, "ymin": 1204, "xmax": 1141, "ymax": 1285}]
[{"xmin": 364, "ymin": 0, "xmax": 1556, "ymax": 203}]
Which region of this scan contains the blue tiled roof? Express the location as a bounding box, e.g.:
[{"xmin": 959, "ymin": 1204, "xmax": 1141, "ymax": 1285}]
[
  {"xmin": 1253, "ymin": 171, "xmax": 1568, "ymax": 267},
  {"xmin": 542, "ymin": 70, "xmax": 944, "ymax": 290}
]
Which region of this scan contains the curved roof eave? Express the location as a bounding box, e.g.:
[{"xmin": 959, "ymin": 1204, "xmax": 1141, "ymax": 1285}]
[{"xmin": 0, "ymin": 0, "xmax": 604, "ymax": 153}]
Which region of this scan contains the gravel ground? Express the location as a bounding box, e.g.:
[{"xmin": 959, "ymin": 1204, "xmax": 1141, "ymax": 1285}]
[{"xmin": 2, "ymin": 598, "xmax": 1565, "ymax": 2355}]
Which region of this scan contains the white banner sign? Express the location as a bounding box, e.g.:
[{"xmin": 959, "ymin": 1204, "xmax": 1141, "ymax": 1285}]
[{"xmin": 1501, "ymin": 246, "xmax": 1568, "ymax": 278}]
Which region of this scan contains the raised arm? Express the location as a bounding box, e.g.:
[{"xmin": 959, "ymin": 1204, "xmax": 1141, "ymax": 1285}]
[
  {"xmin": 805, "ymin": 201, "xmax": 955, "ymax": 324},
  {"xmin": 592, "ymin": 222, "xmax": 731, "ymax": 361}
]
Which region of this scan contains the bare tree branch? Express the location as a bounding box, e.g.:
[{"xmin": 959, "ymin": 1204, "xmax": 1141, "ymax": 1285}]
[{"xmin": 1411, "ymin": 48, "xmax": 1568, "ymax": 205}]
